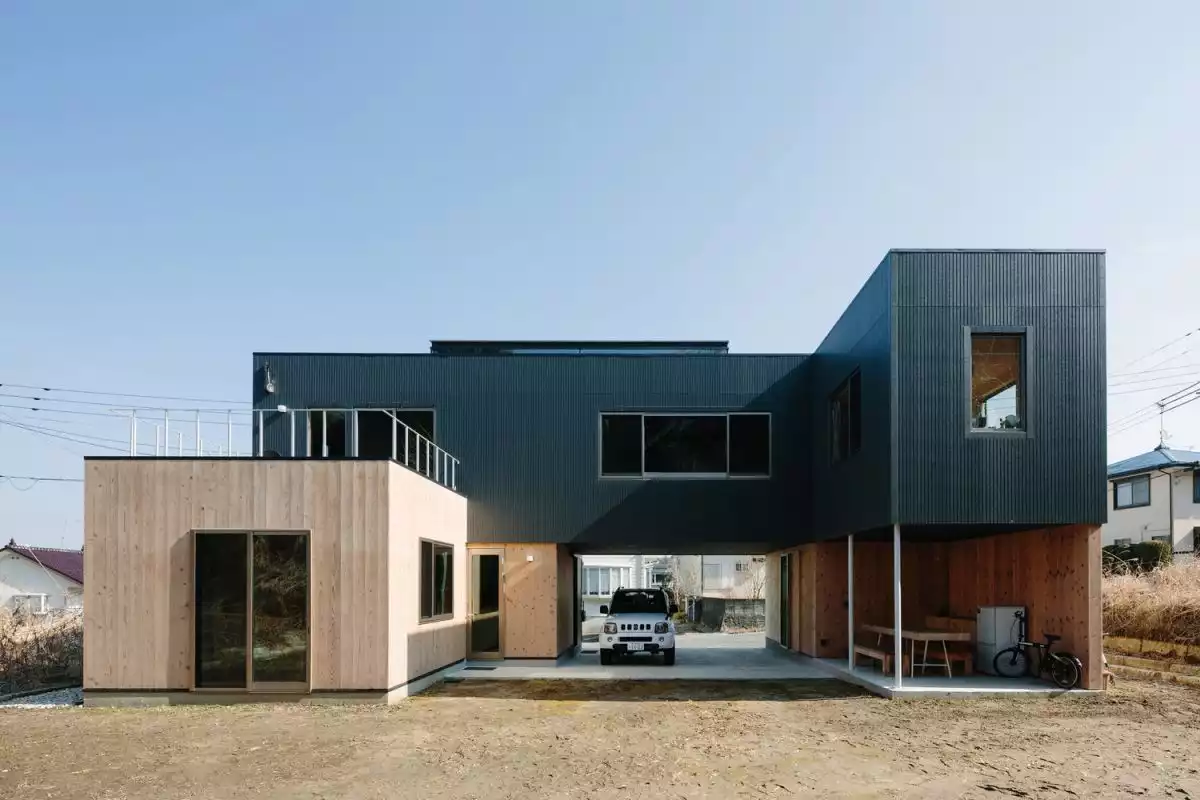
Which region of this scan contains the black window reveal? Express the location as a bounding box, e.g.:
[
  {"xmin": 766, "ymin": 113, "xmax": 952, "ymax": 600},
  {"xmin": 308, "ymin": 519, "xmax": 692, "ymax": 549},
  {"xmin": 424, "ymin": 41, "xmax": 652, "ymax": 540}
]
[
  {"xmin": 830, "ymin": 370, "xmax": 861, "ymax": 463},
  {"xmin": 644, "ymin": 415, "xmax": 728, "ymax": 474},
  {"xmin": 420, "ymin": 540, "xmax": 454, "ymax": 621},
  {"xmin": 600, "ymin": 414, "xmax": 642, "ymax": 475},
  {"xmin": 308, "ymin": 411, "xmax": 347, "ymax": 457},
  {"xmin": 1113, "ymin": 474, "xmax": 1151, "ymax": 510},
  {"xmin": 729, "ymin": 413, "xmax": 770, "ymax": 476},
  {"xmin": 970, "ymin": 334, "xmax": 1024, "ymax": 430},
  {"xmin": 1193, "ymin": 470, "xmax": 1200, "ymax": 504}
]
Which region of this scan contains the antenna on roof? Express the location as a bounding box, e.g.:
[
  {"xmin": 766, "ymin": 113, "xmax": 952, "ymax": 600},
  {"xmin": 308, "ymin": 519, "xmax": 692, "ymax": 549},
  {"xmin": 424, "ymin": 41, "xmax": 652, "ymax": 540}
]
[{"xmin": 1157, "ymin": 401, "xmax": 1170, "ymax": 449}]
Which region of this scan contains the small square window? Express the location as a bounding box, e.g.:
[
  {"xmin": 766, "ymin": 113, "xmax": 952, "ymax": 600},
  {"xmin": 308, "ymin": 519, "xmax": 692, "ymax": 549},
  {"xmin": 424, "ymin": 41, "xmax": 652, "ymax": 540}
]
[
  {"xmin": 970, "ymin": 334, "xmax": 1024, "ymax": 430},
  {"xmin": 1113, "ymin": 474, "xmax": 1151, "ymax": 510}
]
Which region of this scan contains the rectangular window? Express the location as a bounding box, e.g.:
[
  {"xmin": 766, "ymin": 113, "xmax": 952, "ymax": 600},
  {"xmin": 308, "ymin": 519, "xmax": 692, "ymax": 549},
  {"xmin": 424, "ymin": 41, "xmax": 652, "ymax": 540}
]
[
  {"xmin": 600, "ymin": 415, "xmax": 642, "ymax": 475},
  {"xmin": 1194, "ymin": 470, "xmax": 1200, "ymax": 503},
  {"xmin": 420, "ymin": 540, "xmax": 454, "ymax": 621},
  {"xmin": 11, "ymin": 594, "xmax": 48, "ymax": 614},
  {"xmin": 644, "ymin": 415, "xmax": 727, "ymax": 474},
  {"xmin": 970, "ymin": 334, "xmax": 1024, "ymax": 430},
  {"xmin": 600, "ymin": 412, "xmax": 771, "ymax": 478},
  {"xmin": 830, "ymin": 370, "xmax": 862, "ymax": 462},
  {"xmin": 355, "ymin": 409, "xmax": 435, "ymax": 470},
  {"xmin": 307, "ymin": 411, "xmax": 346, "ymax": 457},
  {"xmin": 1114, "ymin": 538, "xmax": 1132, "ymax": 548},
  {"xmin": 1114, "ymin": 474, "xmax": 1151, "ymax": 510},
  {"xmin": 703, "ymin": 562, "xmax": 722, "ymax": 585},
  {"xmin": 195, "ymin": 531, "xmax": 309, "ymax": 689},
  {"xmin": 729, "ymin": 413, "xmax": 770, "ymax": 476}
]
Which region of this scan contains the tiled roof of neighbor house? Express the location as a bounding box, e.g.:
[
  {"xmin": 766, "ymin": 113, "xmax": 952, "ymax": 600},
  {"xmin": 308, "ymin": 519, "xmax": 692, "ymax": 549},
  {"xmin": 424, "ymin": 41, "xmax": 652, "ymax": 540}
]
[
  {"xmin": 1107, "ymin": 446, "xmax": 1200, "ymax": 479},
  {"xmin": 1, "ymin": 540, "xmax": 83, "ymax": 585}
]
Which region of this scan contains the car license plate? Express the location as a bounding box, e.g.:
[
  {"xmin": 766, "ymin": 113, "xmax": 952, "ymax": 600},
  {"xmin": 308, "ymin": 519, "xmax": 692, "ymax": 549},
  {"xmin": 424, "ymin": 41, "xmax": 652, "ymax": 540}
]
[{"xmin": 626, "ymin": 643, "xmax": 644, "ymax": 652}]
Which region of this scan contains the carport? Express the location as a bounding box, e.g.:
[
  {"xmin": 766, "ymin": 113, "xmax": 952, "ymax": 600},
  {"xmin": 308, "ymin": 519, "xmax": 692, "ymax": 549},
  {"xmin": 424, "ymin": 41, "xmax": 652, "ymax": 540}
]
[{"xmin": 457, "ymin": 633, "xmax": 826, "ymax": 681}]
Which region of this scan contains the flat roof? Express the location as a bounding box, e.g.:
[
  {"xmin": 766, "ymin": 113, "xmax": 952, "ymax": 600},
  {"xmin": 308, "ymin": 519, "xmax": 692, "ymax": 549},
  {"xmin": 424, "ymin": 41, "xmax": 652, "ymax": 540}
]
[{"xmin": 428, "ymin": 340, "xmax": 730, "ymax": 355}]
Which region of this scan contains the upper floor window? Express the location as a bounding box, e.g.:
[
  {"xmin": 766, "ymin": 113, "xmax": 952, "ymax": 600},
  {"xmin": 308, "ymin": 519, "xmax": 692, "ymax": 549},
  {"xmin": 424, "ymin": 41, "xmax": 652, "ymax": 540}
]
[
  {"xmin": 970, "ymin": 334, "xmax": 1024, "ymax": 430},
  {"xmin": 1113, "ymin": 474, "xmax": 1150, "ymax": 510},
  {"xmin": 830, "ymin": 370, "xmax": 861, "ymax": 462},
  {"xmin": 600, "ymin": 412, "xmax": 770, "ymax": 478}
]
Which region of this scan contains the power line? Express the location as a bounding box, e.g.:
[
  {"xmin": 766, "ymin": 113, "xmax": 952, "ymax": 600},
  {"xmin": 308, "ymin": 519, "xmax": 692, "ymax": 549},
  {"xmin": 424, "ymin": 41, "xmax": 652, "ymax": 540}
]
[
  {"xmin": 0, "ymin": 417, "xmax": 139, "ymax": 453},
  {"xmin": 0, "ymin": 382, "xmax": 247, "ymax": 406},
  {"xmin": 0, "ymin": 392, "xmax": 248, "ymax": 413},
  {"xmin": 1114, "ymin": 327, "xmax": 1200, "ymax": 372},
  {"xmin": 0, "ymin": 474, "xmax": 83, "ymax": 487},
  {"xmin": 0, "ymin": 402, "xmax": 253, "ymax": 426}
]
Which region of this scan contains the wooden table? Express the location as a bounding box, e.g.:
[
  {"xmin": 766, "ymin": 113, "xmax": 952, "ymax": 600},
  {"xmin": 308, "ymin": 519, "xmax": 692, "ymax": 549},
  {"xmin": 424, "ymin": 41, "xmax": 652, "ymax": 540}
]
[{"xmin": 861, "ymin": 624, "xmax": 973, "ymax": 677}]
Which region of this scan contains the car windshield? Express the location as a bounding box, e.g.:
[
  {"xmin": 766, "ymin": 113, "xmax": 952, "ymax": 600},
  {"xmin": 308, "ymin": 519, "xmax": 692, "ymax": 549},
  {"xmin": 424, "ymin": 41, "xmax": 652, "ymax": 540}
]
[{"xmin": 609, "ymin": 590, "xmax": 668, "ymax": 615}]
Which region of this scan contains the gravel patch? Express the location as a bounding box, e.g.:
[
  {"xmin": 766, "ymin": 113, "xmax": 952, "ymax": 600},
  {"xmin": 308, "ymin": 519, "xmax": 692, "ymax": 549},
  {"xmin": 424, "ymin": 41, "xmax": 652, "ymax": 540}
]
[{"xmin": 0, "ymin": 686, "xmax": 82, "ymax": 708}]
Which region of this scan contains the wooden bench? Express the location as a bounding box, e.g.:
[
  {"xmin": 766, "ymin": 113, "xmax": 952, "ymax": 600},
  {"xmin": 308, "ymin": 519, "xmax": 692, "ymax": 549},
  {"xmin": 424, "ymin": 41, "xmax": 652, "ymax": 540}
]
[{"xmin": 853, "ymin": 644, "xmax": 909, "ymax": 675}]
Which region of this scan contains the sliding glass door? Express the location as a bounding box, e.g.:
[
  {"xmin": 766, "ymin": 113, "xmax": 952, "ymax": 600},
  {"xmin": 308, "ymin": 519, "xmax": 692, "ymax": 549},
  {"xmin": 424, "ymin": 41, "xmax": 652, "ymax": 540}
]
[{"xmin": 195, "ymin": 531, "xmax": 309, "ymax": 692}]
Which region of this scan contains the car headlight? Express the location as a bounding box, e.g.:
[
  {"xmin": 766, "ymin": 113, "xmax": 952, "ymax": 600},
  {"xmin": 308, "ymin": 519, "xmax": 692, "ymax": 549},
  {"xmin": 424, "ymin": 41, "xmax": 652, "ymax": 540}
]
[
  {"xmin": 654, "ymin": 622, "xmax": 669, "ymax": 634},
  {"xmin": 603, "ymin": 622, "xmax": 617, "ymax": 634}
]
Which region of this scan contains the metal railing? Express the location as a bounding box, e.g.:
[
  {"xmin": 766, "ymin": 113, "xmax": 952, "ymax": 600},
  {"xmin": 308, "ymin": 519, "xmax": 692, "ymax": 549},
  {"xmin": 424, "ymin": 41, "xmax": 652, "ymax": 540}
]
[{"xmin": 125, "ymin": 407, "xmax": 459, "ymax": 491}]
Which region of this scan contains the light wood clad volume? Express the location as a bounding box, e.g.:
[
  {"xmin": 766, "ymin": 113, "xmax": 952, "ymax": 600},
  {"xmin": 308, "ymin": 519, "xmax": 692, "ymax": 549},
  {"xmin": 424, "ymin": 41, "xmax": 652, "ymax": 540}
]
[{"xmin": 84, "ymin": 460, "xmax": 467, "ymax": 695}]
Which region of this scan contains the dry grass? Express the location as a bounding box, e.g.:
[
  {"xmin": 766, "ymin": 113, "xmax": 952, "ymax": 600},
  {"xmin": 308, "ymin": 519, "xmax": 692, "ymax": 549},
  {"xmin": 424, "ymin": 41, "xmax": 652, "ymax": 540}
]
[
  {"xmin": 1104, "ymin": 559, "xmax": 1200, "ymax": 644},
  {"xmin": 0, "ymin": 608, "xmax": 82, "ymax": 694}
]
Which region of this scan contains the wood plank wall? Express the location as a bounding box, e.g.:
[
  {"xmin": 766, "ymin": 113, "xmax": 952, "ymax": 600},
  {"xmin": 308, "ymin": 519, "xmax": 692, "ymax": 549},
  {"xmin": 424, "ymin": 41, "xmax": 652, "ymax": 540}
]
[
  {"xmin": 84, "ymin": 460, "xmax": 393, "ymax": 692},
  {"xmin": 833, "ymin": 525, "xmax": 1102, "ymax": 688},
  {"xmin": 388, "ymin": 463, "xmax": 469, "ymax": 688},
  {"xmin": 496, "ymin": 543, "xmax": 562, "ymax": 658}
]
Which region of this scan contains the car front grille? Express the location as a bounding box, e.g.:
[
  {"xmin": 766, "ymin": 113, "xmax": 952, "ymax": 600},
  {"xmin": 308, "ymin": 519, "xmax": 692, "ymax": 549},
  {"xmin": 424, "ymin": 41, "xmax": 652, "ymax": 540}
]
[
  {"xmin": 619, "ymin": 636, "xmax": 652, "ymax": 643},
  {"xmin": 619, "ymin": 623, "xmax": 653, "ymax": 631}
]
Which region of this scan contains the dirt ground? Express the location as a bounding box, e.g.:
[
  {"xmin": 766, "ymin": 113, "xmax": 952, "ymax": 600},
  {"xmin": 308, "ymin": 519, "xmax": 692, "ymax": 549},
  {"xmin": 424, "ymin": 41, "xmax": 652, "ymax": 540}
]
[{"xmin": 3, "ymin": 678, "xmax": 1200, "ymax": 799}]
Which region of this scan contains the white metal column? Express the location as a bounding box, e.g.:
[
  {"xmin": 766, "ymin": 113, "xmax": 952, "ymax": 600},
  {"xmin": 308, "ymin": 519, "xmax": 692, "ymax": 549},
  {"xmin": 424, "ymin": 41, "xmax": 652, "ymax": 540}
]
[
  {"xmin": 892, "ymin": 523, "xmax": 902, "ymax": 688},
  {"xmin": 847, "ymin": 533, "xmax": 855, "ymax": 671}
]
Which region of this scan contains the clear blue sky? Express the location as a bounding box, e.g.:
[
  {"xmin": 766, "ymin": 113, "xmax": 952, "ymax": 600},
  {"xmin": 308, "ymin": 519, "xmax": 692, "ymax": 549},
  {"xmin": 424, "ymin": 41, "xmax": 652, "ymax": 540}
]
[{"xmin": 3, "ymin": 2, "xmax": 1199, "ymax": 545}]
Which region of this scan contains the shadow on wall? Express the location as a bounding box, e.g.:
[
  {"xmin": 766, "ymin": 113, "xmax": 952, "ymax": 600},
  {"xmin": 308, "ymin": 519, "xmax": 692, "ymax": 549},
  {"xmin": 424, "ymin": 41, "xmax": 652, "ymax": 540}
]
[
  {"xmin": 404, "ymin": 621, "xmax": 469, "ymax": 687},
  {"xmin": 428, "ymin": 678, "xmax": 869, "ymax": 703},
  {"xmin": 573, "ymin": 367, "xmax": 810, "ymax": 551}
]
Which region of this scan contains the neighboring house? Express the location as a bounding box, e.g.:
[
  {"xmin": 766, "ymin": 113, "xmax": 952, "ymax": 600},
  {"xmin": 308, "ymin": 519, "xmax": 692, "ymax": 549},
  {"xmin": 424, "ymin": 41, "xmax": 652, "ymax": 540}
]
[
  {"xmin": 1102, "ymin": 445, "xmax": 1200, "ymax": 553},
  {"xmin": 82, "ymin": 249, "xmax": 1110, "ymax": 704},
  {"xmin": 0, "ymin": 540, "xmax": 84, "ymax": 613},
  {"xmin": 579, "ymin": 553, "xmax": 670, "ymax": 618},
  {"xmin": 700, "ymin": 555, "xmax": 766, "ymax": 599}
]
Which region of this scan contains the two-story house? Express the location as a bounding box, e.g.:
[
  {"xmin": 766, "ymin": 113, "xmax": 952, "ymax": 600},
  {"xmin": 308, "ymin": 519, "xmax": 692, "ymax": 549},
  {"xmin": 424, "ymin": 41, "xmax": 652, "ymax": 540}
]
[
  {"xmin": 82, "ymin": 249, "xmax": 1108, "ymax": 705},
  {"xmin": 1102, "ymin": 445, "xmax": 1200, "ymax": 554}
]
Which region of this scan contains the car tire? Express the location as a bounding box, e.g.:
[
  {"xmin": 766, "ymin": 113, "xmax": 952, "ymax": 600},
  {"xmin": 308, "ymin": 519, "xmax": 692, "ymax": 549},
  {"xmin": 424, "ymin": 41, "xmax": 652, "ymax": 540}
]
[
  {"xmin": 662, "ymin": 647, "xmax": 676, "ymax": 666},
  {"xmin": 600, "ymin": 649, "xmax": 613, "ymax": 666}
]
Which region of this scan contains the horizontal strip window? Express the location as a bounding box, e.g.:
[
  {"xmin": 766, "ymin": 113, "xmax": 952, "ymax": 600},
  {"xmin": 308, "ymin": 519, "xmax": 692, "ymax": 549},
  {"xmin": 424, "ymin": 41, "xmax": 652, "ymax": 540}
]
[
  {"xmin": 1113, "ymin": 474, "xmax": 1150, "ymax": 510},
  {"xmin": 599, "ymin": 412, "xmax": 771, "ymax": 479}
]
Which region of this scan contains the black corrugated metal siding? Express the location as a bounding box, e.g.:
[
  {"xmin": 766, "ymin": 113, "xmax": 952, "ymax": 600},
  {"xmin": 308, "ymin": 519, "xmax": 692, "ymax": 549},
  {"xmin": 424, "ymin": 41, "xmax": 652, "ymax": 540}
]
[
  {"xmin": 893, "ymin": 251, "xmax": 1107, "ymax": 525},
  {"xmin": 253, "ymin": 353, "xmax": 808, "ymax": 552},
  {"xmin": 807, "ymin": 255, "xmax": 895, "ymax": 540}
]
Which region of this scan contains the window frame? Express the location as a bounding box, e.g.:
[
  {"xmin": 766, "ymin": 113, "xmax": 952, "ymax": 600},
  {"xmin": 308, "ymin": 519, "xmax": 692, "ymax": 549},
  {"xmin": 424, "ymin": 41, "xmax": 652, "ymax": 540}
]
[
  {"xmin": 1113, "ymin": 474, "xmax": 1151, "ymax": 510},
  {"xmin": 597, "ymin": 411, "xmax": 772, "ymax": 480},
  {"xmin": 964, "ymin": 326, "xmax": 1034, "ymax": 438},
  {"xmin": 829, "ymin": 369, "xmax": 862, "ymax": 464},
  {"xmin": 418, "ymin": 538, "xmax": 455, "ymax": 623}
]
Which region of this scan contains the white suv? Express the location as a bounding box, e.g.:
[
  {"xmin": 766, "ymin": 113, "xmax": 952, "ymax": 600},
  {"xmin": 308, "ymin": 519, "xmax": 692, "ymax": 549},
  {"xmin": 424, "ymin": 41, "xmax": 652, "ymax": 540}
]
[{"xmin": 599, "ymin": 588, "xmax": 677, "ymax": 666}]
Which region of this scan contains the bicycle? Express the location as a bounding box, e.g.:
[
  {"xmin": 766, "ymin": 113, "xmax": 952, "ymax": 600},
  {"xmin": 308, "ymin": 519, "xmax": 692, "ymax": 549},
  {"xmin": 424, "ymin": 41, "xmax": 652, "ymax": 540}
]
[{"xmin": 993, "ymin": 610, "xmax": 1081, "ymax": 689}]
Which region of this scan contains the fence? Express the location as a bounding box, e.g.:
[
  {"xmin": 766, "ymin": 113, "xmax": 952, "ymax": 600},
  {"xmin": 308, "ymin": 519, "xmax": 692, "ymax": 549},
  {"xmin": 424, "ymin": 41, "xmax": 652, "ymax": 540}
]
[
  {"xmin": 125, "ymin": 407, "xmax": 460, "ymax": 491},
  {"xmin": 697, "ymin": 597, "xmax": 766, "ymax": 632}
]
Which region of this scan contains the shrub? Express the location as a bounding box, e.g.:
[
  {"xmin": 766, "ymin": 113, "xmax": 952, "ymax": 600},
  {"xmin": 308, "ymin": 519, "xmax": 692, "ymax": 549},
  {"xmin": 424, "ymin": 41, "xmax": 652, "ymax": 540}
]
[
  {"xmin": 1104, "ymin": 560, "xmax": 1200, "ymax": 644},
  {"xmin": 1103, "ymin": 541, "xmax": 1172, "ymax": 573},
  {"xmin": 0, "ymin": 608, "xmax": 82, "ymax": 694}
]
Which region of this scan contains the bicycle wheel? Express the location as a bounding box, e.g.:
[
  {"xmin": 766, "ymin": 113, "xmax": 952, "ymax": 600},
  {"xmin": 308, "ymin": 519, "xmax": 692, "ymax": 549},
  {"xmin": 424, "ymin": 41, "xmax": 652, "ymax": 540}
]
[
  {"xmin": 993, "ymin": 647, "xmax": 1028, "ymax": 678},
  {"xmin": 1048, "ymin": 655, "xmax": 1080, "ymax": 689}
]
